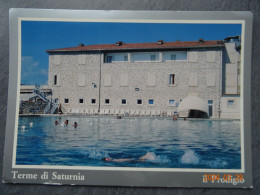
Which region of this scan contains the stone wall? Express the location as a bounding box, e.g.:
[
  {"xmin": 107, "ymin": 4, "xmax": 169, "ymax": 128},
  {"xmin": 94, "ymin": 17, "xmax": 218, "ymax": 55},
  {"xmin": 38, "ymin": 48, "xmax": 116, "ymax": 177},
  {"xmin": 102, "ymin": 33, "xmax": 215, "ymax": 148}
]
[{"xmin": 48, "ymin": 48, "xmax": 223, "ymax": 118}]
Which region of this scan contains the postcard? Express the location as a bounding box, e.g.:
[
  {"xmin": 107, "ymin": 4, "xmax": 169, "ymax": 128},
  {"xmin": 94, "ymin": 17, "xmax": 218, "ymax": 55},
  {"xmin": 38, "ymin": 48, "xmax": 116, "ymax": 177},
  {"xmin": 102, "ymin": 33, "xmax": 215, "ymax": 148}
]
[{"xmin": 3, "ymin": 9, "xmax": 253, "ymax": 187}]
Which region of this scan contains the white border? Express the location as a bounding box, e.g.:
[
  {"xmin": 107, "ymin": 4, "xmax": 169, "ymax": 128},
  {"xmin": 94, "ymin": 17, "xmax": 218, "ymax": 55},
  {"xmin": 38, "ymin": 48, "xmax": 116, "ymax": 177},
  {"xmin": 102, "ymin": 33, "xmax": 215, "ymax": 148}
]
[{"xmin": 13, "ymin": 17, "xmax": 245, "ymax": 174}]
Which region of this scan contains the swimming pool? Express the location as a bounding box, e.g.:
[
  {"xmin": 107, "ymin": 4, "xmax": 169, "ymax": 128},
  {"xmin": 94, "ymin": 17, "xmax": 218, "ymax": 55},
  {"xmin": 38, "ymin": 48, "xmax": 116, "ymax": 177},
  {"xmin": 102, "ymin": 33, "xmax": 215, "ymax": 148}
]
[{"xmin": 16, "ymin": 116, "xmax": 241, "ymax": 169}]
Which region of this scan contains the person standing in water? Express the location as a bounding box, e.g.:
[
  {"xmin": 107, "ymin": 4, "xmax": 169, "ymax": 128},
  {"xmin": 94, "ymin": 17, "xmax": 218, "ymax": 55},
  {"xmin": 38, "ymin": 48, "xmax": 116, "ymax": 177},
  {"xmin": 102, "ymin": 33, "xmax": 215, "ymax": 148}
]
[
  {"xmin": 64, "ymin": 120, "xmax": 69, "ymax": 126},
  {"xmin": 73, "ymin": 122, "xmax": 78, "ymax": 128}
]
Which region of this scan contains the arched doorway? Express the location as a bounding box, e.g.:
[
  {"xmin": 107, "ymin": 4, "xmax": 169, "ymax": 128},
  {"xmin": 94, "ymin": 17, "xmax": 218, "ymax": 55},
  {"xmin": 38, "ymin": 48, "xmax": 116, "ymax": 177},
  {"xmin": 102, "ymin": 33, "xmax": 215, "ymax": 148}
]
[{"xmin": 177, "ymin": 96, "xmax": 209, "ymax": 118}]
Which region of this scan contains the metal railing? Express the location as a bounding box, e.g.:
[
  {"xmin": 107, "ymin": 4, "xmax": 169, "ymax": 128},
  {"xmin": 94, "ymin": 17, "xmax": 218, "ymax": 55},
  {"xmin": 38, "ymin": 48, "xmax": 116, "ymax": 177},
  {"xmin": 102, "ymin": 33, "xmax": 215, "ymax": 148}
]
[
  {"xmin": 43, "ymin": 101, "xmax": 51, "ymax": 114},
  {"xmin": 50, "ymin": 103, "xmax": 59, "ymax": 114},
  {"xmin": 33, "ymin": 85, "xmax": 58, "ymax": 114}
]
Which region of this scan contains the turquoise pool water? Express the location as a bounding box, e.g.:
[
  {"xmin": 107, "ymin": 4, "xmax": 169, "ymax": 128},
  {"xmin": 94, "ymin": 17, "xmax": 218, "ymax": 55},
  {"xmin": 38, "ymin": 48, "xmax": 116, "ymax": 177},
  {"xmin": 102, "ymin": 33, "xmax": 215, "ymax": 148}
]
[{"xmin": 16, "ymin": 116, "xmax": 241, "ymax": 169}]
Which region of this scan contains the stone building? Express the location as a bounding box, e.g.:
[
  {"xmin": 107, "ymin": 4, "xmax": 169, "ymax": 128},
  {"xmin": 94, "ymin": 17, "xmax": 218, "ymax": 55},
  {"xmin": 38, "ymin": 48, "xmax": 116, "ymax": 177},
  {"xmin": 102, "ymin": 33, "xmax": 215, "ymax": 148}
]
[{"xmin": 46, "ymin": 38, "xmax": 241, "ymax": 119}]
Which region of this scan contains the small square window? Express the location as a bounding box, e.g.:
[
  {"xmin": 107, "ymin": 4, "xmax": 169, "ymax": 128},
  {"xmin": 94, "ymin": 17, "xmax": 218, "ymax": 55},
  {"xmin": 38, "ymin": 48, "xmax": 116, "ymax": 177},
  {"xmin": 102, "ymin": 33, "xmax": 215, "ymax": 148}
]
[
  {"xmin": 105, "ymin": 99, "xmax": 110, "ymax": 104},
  {"xmin": 148, "ymin": 99, "xmax": 154, "ymax": 105},
  {"xmin": 79, "ymin": 99, "xmax": 84, "ymax": 104},
  {"xmin": 227, "ymin": 100, "xmax": 235, "ymax": 107},
  {"xmin": 169, "ymin": 99, "xmax": 175, "ymax": 106},
  {"xmin": 137, "ymin": 99, "xmax": 142, "ymax": 105},
  {"xmin": 91, "ymin": 99, "xmax": 96, "ymax": 104},
  {"xmin": 64, "ymin": 98, "xmax": 69, "ymax": 104},
  {"xmin": 54, "ymin": 98, "xmax": 59, "ymax": 103},
  {"xmin": 122, "ymin": 99, "xmax": 127, "ymax": 104},
  {"xmin": 135, "ymin": 88, "xmax": 139, "ymax": 91}
]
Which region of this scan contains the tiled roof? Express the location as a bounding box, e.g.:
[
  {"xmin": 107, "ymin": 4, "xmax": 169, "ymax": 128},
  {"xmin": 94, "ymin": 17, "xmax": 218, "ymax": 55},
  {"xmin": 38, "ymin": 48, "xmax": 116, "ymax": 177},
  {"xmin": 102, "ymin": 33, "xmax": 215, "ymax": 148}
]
[{"xmin": 46, "ymin": 40, "xmax": 224, "ymax": 53}]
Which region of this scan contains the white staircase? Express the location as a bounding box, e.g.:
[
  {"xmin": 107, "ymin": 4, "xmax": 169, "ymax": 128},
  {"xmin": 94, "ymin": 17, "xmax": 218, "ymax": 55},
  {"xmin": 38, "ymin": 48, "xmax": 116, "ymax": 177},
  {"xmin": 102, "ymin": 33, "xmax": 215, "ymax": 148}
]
[{"xmin": 33, "ymin": 85, "xmax": 58, "ymax": 114}]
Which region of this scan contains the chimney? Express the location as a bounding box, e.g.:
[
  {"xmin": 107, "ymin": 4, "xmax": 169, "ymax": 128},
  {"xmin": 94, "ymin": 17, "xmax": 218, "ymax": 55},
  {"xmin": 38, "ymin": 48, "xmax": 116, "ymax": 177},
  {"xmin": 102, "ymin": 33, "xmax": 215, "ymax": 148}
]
[
  {"xmin": 198, "ymin": 38, "xmax": 204, "ymax": 43},
  {"xmin": 115, "ymin": 41, "xmax": 123, "ymax": 46},
  {"xmin": 157, "ymin": 40, "xmax": 164, "ymax": 45},
  {"xmin": 78, "ymin": 43, "xmax": 84, "ymax": 47}
]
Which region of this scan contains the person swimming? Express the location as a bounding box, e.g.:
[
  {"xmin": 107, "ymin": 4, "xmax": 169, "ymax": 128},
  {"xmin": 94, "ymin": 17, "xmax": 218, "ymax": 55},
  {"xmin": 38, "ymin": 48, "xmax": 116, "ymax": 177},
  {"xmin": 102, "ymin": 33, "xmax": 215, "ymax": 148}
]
[
  {"xmin": 102, "ymin": 152, "xmax": 156, "ymax": 162},
  {"xmin": 73, "ymin": 122, "xmax": 78, "ymax": 127},
  {"xmin": 55, "ymin": 120, "xmax": 59, "ymax": 125}
]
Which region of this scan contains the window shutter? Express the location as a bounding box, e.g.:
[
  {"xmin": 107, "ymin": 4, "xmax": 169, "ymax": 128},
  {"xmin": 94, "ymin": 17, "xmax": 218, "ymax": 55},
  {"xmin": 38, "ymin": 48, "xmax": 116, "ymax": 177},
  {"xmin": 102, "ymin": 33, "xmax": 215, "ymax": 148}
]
[
  {"xmin": 54, "ymin": 55, "xmax": 60, "ymax": 65},
  {"xmin": 207, "ymin": 73, "xmax": 215, "ymax": 86},
  {"xmin": 206, "ymin": 51, "xmax": 216, "ymax": 62},
  {"xmin": 104, "ymin": 74, "xmax": 112, "ymax": 87},
  {"xmin": 147, "ymin": 73, "xmax": 155, "ymax": 86},
  {"xmin": 189, "ymin": 72, "xmax": 197, "ymax": 86},
  {"xmin": 78, "ymin": 55, "xmax": 86, "ymax": 65},
  {"xmin": 188, "ymin": 51, "xmax": 198, "ymax": 62},
  {"xmin": 175, "ymin": 75, "xmax": 178, "ymax": 85},
  {"xmin": 120, "ymin": 73, "xmax": 128, "ymax": 86},
  {"xmin": 78, "ymin": 73, "xmax": 86, "ymax": 86}
]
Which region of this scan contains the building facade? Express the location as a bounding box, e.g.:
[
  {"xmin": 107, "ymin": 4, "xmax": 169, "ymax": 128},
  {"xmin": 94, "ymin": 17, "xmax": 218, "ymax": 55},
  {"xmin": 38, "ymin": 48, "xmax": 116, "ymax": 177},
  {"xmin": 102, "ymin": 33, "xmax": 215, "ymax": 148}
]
[{"xmin": 46, "ymin": 38, "xmax": 240, "ymax": 118}]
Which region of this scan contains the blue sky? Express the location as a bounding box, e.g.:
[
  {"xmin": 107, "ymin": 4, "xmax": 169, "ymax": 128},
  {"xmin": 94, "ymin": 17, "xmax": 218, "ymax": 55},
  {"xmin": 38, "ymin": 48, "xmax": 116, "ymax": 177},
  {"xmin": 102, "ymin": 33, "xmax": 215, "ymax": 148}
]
[{"xmin": 21, "ymin": 21, "xmax": 241, "ymax": 85}]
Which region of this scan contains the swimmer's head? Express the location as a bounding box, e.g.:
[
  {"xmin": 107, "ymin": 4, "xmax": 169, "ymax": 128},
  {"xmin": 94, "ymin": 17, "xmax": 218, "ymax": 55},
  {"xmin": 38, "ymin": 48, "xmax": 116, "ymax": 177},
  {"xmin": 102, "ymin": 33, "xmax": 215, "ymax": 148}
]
[{"xmin": 102, "ymin": 157, "xmax": 112, "ymax": 162}]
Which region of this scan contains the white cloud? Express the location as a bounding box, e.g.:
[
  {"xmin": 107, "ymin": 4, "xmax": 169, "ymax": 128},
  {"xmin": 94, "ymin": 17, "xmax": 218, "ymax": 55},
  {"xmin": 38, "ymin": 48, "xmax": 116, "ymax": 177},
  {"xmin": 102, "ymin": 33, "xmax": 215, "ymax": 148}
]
[
  {"xmin": 21, "ymin": 56, "xmax": 47, "ymax": 85},
  {"xmin": 40, "ymin": 69, "xmax": 48, "ymax": 75}
]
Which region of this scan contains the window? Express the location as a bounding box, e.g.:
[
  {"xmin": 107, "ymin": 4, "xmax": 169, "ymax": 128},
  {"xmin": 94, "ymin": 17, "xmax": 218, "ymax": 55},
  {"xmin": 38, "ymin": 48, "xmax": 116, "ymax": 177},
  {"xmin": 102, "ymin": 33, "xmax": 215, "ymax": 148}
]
[
  {"xmin": 208, "ymin": 100, "xmax": 213, "ymax": 117},
  {"xmin": 64, "ymin": 98, "xmax": 69, "ymax": 104},
  {"xmin": 169, "ymin": 99, "xmax": 175, "ymax": 106},
  {"xmin": 79, "ymin": 99, "xmax": 84, "ymax": 104},
  {"xmin": 137, "ymin": 99, "xmax": 142, "ymax": 105},
  {"xmin": 54, "ymin": 75, "xmax": 57, "ymax": 85},
  {"xmin": 53, "ymin": 74, "xmax": 60, "ymax": 86},
  {"xmin": 91, "ymin": 99, "xmax": 96, "ymax": 104},
  {"xmin": 176, "ymin": 99, "xmax": 182, "ymax": 107},
  {"xmin": 54, "ymin": 98, "xmax": 58, "ymax": 103},
  {"xmin": 106, "ymin": 56, "xmax": 112, "ymax": 63},
  {"xmin": 105, "ymin": 99, "xmax": 110, "ymax": 104},
  {"xmin": 169, "ymin": 74, "xmax": 175, "ymax": 85},
  {"xmin": 171, "ymin": 54, "xmax": 176, "ymax": 60},
  {"xmin": 121, "ymin": 99, "xmax": 127, "ymax": 104},
  {"xmin": 124, "ymin": 55, "xmax": 128, "ymax": 61},
  {"xmin": 227, "ymin": 100, "xmax": 235, "ymax": 107},
  {"xmin": 150, "ymin": 55, "xmax": 156, "ymax": 61},
  {"xmin": 148, "ymin": 99, "xmax": 154, "ymax": 105}
]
